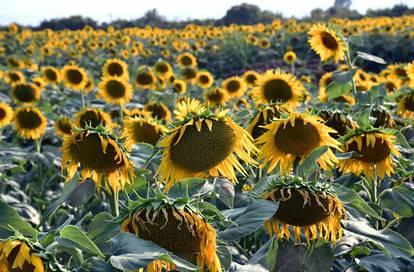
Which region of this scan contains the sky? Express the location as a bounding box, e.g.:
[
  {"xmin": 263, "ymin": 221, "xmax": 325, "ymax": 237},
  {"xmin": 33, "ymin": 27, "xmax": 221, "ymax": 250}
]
[{"xmin": 0, "ymin": 0, "xmax": 413, "ymax": 26}]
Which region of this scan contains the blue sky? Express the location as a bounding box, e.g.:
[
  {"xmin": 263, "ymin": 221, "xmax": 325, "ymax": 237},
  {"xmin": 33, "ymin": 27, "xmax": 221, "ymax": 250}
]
[{"xmin": 1, "ymin": 0, "xmax": 413, "ymax": 26}]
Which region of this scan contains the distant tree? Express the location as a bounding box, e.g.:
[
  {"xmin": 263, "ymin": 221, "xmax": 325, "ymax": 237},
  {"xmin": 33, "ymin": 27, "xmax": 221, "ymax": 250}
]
[
  {"xmin": 334, "ymin": 0, "xmax": 352, "ymax": 9},
  {"xmin": 222, "ymin": 3, "xmax": 262, "ymax": 25},
  {"xmin": 38, "ymin": 16, "xmax": 98, "ymax": 30},
  {"xmin": 310, "ymin": 8, "xmax": 326, "ymax": 21}
]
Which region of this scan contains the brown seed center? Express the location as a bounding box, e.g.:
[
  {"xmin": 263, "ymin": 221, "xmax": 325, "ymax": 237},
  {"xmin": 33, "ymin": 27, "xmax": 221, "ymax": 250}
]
[
  {"xmin": 321, "ymin": 31, "xmax": 339, "ymax": 50},
  {"xmin": 347, "ymin": 134, "xmax": 391, "ymax": 163},
  {"xmin": 263, "ymin": 79, "xmax": 293, "ymax": 103}
]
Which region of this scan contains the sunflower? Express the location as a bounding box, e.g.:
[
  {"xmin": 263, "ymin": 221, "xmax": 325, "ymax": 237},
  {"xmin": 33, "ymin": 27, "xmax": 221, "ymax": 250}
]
[
  {"xmin": 251, "ymin": 69, "xmax": 302, "ymax": 107},
  {"xmin": 61, "ymin": 126, "xmax": 135, "ymax": 192},
  {"xmin": 382, "ymin": 76, "xmax": 402, "ymax": 94},
  {"xmin": 388, "ymin": 64, "xmax": 410, "ymax": 84},
  {"xmin": 84, "ymin": 77, "xmax": 95, "ymax": 94},
  {"xmin": 62, "ymin": 64, "xmax": 88, "ymax": 91},
  {"xmin": 318, "ymin": 72, "xmax": 355, "ymax": 105},
  {"xmin": 11, "ymin": 83, "xmax": 41, "ymax": 104},
  {"xmin": 144, "ymin": 102, "xmax": 172, "ymax": 122},
  {"xmin": 41, "ymin": 66, "xmax": 61, "ymax": 84},
  {"xmin": 54, "ymin": 117, "xmax": 73, "ymax": 137},
  {"xmin": 97, "ymin": 77, "xmax": 132, "ymax": 105},
  {"xmin": 263, "ymin": 177, "xmax": 346, "ymax": 243},
  {"xmin": 0, "ymin": 102, "xmax": 13, "ymax": 128},
  {"xmin": 338, "ymin": 129, "xmax": 401, "ymax": 180},
  {"xmin": 371, "ymin": 107, "xmax": 396, "ymax": 128},
  {"xmin": 121, "ymin": 116, "xmax": 166, "ymax": 149},
  {"xmin": 128, "ymin": 108, "xmax": 151, "ymax": 119},
  {"xmin": 4, "ymin": 70, "xmax": 25, "ymax": 85},
  {"xmin": 154, "ymin": 60, "xmax": 173, "ymax": 78},
  {"xmin": 308, "ymin": 24, "xmax": 346, "ymax": 63},
  {"xmin": 0, "ymin": 239, "xmax": 45, "ymax": 272},
  {"xmin": 102, "ymin": 58, "xmax": 129, "ymax": 80},
  {"xmin": 222, "ymin": 76, "xmax": 247, "ymax": 98},
  {"xmin": 32, "ymin": 77, "xmax": 46, "ymax": 89},
  {"xmin": 73, "ymin": 108, "xmax": 113, "ymax": 129},
  {"xmin": 204, "ymin": 87, "xmax": 229, "ymax": 108},
  {"xmin": 247, "ymin": 103, "xmax": 291, "ymax": 140},
  {"xmin": 181, "ymin": 67, "xmax": 198, "ymax": 84},
  {"xmin": 318, "ymin": 110, "xmax": 354, "ymax": 138},
  {"xmin": 243, "ymin": 70, "xmax": 260, "ymax": 87},
  {"xmin": 172, "ymin": 79, "xmax": 187, "ymax": 94},
  {"xmin": 13, "ymin": 106, "xmax": 47, "ymax": 140},
  {"xmin": 196, "ymin": 70, "xmax": 214, "ymax": 89},
  {"xmin": 397, "ymin": 92, "xmax": 414, "ymax": 119},
  {"xmin": 135, "ymin": 66, "xmax": 156, "ymax": 90},
  {"xmin": 257, "ymin": 112, "xmax": 340, "ymax": 175},
  {"xmin": 122, "ymin": 198, "xmax": 221, "ymax": 272},
  {"xmin": 259, "ymin": 37, "xmax": 271, "ymax": 49},
  {"xmin": 283, "ymin": 51, "xmax": 297, "ymax": 64},
  {"xmin": 157, "ymin": 100, "xmax": 257, "ymax": 191},
  {"xmin": 177, "ymin": 52, "xmax": 197, "ymax": 68}
]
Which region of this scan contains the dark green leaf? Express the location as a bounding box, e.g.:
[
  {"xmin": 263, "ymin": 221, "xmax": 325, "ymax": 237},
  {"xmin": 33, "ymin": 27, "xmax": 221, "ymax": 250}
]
[
  {"xmin": 348, "ymin": 35, "xmax": 364, "ymax": 46},
  {"xmin": 168, "ymin": 178, "xmax": 214, "ymax": 199},
  {"xmin": 0, "ymin": 200, "xmax": 37, "ymax": 238},
  {"xmin": 214, "ymin": 177, "xmax": 235, "ymax": 208},
  {"xmin": 60, "ymin": 225, "xmax": 104, "ymax": 257},
  {"xmin": 327, "ymin": 82, "xmax": 352, "ymax": 99},
  {"xmin": 297, "ymin": 146, "xmax": 328, "ymax": 178},
  {"xmin": 379, "ymin": 183, "xmax": 414, "ymax": 217},
  {"xmin": 356, "ymin": 254, "xmax": 400, "ymax": 272}
]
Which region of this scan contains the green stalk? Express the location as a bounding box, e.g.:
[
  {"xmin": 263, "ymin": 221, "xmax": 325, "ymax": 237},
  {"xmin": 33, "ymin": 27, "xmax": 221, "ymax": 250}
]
[
  {"xmin": 345, "ymin": 44, "xmax": 358, "ymax": 98},
  {"xmin": 108, "ymin": 188, "xmax": 119, "ymax": 217},
  {"xmin": 80, "ymin": 91, "xmax": 86, "ymax": 109}
]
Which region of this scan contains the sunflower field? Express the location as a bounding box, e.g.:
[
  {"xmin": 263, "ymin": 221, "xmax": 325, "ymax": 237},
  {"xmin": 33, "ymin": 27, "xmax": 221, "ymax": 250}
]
[{"xmin": 1, "ymin": 16, "xmax": 414, "ymax": 272}]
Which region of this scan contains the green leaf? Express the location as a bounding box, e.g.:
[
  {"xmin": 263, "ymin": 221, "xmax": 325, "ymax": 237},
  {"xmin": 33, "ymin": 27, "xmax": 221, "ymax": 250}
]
[
  {"xmin": 327, "ymin": 82, "xmax": 352, "ymax": 99},
  {"xmin": 334, "ymin": 184, "xmax": 383, "ymax": 220},
  {"xmin": 357, "ymin": 106, "xmax": 373, "ymax": 129},
  {"xmin": 251, "ymin": 174, "xmax": 279, "ymax": 196},
  {"xmin": 379, "ymin": 183, "xmax": 414, "ymax": 217},
  {"xmin": 0, "ymin": 200, "xmax": 37, "ymax": 238},
  {"xmin": 109, "ymin": 233, "xmax": 198, "ymax": 271},
  {"xmin": 60, "ymin": 225, "xmax": 104, "ymax": 257},
  {"xmin": 343, "ymin": 220, "xmax": 414, "ymax": 258},
  {"xmin": 357, "ymin": 51, "xmax": 386, "ymax": 64},
  {"xmin": 213, "ymin": 177, "xmax": 235, "ymax": 208},
  {"xmin": 332, "ymin": 69, "xmax": 356, "ymax": 84},
  {"xmin": 218, "ymin": 199, "xmax": 278, "ymax": 241},
  {"xmin": 356, "ymin": 254, "xmax": 401, "ymax": 272},
  {"xmin": 168, "ymin": 178, "xmax": 214, "ymax": 199},
  {"xmin": 348, "ymin": 35, "xmax": 364, "ymax": 46},
  {"xmin": 217, "ymin": 246, "xmax": 232, "ymax": 272},
  {"xmin": 297, "ymin": 146, "xmax": 328, "ymax": 178}
]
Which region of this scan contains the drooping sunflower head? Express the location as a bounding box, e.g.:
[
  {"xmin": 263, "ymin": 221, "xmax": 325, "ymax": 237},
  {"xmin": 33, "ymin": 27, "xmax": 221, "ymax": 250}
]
[
  {"xmin": 222, "ymin": 76, "xmax": 247, "ymax": 98},
  {"xmin": 13, "ymin": 106, "xmax": 47, "ymax": 140},
  {"xmin": 61, "ymin": 125, "xmax": 135, "ymax": 192},
  {"xmin": 243, "ymin": 70, "xmax": 260, "ymax": 87},
  {"xmin": 102, "ymin": 58, "xmax": 129, "ymax": 79},
  {"xmin": 41, "ymin": 66, "xmax": 61, "ymax": 84},
  {"xmin": 370, "ymin": 106, "xmax": 396, "ymax": 128},
  {"xmin": 172, "ymin": 79, "xmax": 187, "ymax": 94},
  {"xmin": 121, "ymin": 116, "xmax": 166, "ymax": 150},
  {"xmin": 397, "ymin": 92, "xmax": 414, "ymax": 119},
  {"xmin": 11, "ymin": 83, "xmax": 41, "ymax": 104},
  {"xmin": 157, "ymin": 101, "xmax": 257, "ymax": 190},
  {"xmin": 97, "ymin": 76, "xmax": 133, "ymax": 105},
  {"xmin": 308, "ymin": 24, "xmax": 346, "ymax": 63},
  {"xmin": 143, "ymin": 102, "xmax": 172, "ymax": 122},
  {"xmin": 121, "ymin": 197, "xmax": 221, "ymax": 272},
  {"xmin": 181, "ymin": 66, "xmax": 198, "ymax": 84},
  {"xmin": 196, "ymin": 70, "xmax": 214, "ymax": 89},
  {"xmin": 0, "ymin": 102, "xmax": 14, "ymax": 128},
  {"xmin": 154, "ymin": 60, "xmax": 173, "ymax": 77},
  {"xmin": 204, "ymin": 87, "xmax": 230, "ymax": 108},
  {"xmin": 252, "ymin": 69, "xmax": 303, "ymax": 107},
  {"xmin": 283, "ymin": 51, "xmax": 297, "ymax": 64},
  {"xmin": 318, "ymin": 109, "xmax": 355, "ymax": 138},
  {"xmin": 135, "ymin": 66, "xmax": 156, "ymax": 90},
  {"xmin": 54, "ymin": 116, "xmax": 73, "ymax": 138},
  {"xmin": 73, "ymin": 108, "xmax": 113, "ymax": 129},
  {"xmin": 262, "ymin": 176, "xmax": 346, "ymax": 243},
  {"xmin": 247, "ymin": 103, "xmax": 292, "ymax": 140},
  {"xmin": 62, "ymin": 64, "xmax": 88, "ymax": 91},
  {"xmin": 177, "ymin": 52, "xmax": 197, "ymax": 68},
  {"xmin": 0, "ymin": 239, "xmax": 45, "ymax": 272},
  {"xmin": 257, "ymin": 112, "xmax": 340, "ymax": 174},
  {"xmin": 338, "ymin": 128, "xmax": 401, "ymax": 180}
]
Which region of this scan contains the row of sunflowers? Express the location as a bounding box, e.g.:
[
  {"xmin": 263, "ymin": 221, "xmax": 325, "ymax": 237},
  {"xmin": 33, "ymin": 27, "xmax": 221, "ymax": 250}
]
[{"xmin": 0, "ymin": 17, "xmax": 414, "ymax": 272}]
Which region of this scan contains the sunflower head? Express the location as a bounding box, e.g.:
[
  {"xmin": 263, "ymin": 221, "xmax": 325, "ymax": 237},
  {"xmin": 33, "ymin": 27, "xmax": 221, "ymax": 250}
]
[
  {"xmin": 222, "ymin": 76, "xmax": 247, "ymax": 98},
  {"xmin": 0, "ymin": 102, "xmax": 13, "ymax": 128},
  {"xmin": 4, "ymin": 70, "xmax": 25, "ymax": 85},
  {"xmin": 11, "ymin": 83, "xmax": 41, "ymax": 104},
  {"xmin": 196, "ymin": 70, "xmax": 214, "ymax": 89},
  {"xmin": 172, "ymin": 79, "xmax": 187, "ymax": 94},
  {"xmin": 0, "ymin": 239, "xmax": 45, "ymax": 272},
  {"xmin": 181, "ymin": 67, "xmax": 198, "ymax": 84},
  {"xmin": 62, "ymin": 64, "xmax": 88, "ymax": 91},
  {"xmin": 243, "ymin": 70, "xmax": 260, "ymax": 87},
  {"xmin": 61, "ymin": 125, "xmax": 135, "ymax": 192},
  {"xmin": 154, "ymin": 60, "xmax": 173, "ymax": 77},
  {"xmin": 97, "ymin": 76, "xmax": 132, "ymax": 105},
  {"xmin": 262, "ymin": 176, "xmax": 346, "ymax": 243},
  {"xmin": 252, "ymin": 69, "xmax": 303, "ymax": 107},
  {"xmin": 73, "ymin": 108, "xmax": 113, "ymax": 129},
  {"xmin": 41, "ymin": 66, "xmax": 61, "ymax": 84},
  {"xmin": 177, "ymin": 52, "xmax": 197, "ymax": 68},
  {"xmin": 54, "ymin": 116, "xmax": 73, "ymax": 137},
  {"xmin": 143, "ymin": 102, "xmax": 171, "ymax": 122},
  {"xmin": 308, "ymin": 24, "xmax": 346, "ymax": 63},
  {"xmin": 247, "ymin": 103, "xmax": 292, "ymax": 140},
  {"xmin": 121, "ymin": 116, "xmax": 166, "ymax": 150},
  {"xmin": 102, "ymin": 58, "xmax": 129, "ymax": 79},
  {"xmin": 283, "ymin": 51, "xmax": 297, "ymax": 64},
  {"xmin": 318, "ymin": 109, "xmax": 355, "ymax": 138},
  {"xmin": 257, "ymin": 112, "xmax": 340, "ymax": 174},
  {"xmin": 13, "ymin": 106, "xmax": 47, "ymax": 140},
  {"xmin": 318, "ymin": 72, "xmax": 355, "ymax": 105},
  {"xmin": 397, "ymin": 92, "xmax": 414, "ymax": 119},
  {"xmin": 338, "ymin": 128, "xmax": 401, "ymax": 180},
  {"xmin": 157, "ymin": 100, "xmax": 257, "ymax": 190},
  {"xmin": 370, "ymin": 107, "xmax": 396, "ymax": 128},
  {"xmin": 135, "ymin": 66, "xmax": 156, "ymax": 90},
  {"xmin": 121, "ymin": 195, "xmax": 221, "ymax": 272},
  {"xmin": 204, "ymin": 87, "xmax": 229, "ymax": 108}
]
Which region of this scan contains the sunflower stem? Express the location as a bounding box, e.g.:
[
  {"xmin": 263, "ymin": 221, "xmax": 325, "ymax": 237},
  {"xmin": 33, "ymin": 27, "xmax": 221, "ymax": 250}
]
[
  {"xmin": 290, "ymin": 62, "xmax": 295, "ymax": 74},
  {"xmin": 34, "ymin": 138, "xmax": 41, "ymax": 153},
  {"xmin": 108, "ymin": 189, "xmax": 119, "ymax": 217},
  {"xmin": 80, "ymin": 91, "xmax": 86, "ymax": 109},
  {"xmin": 119, "ymin": 105, "xmax": 124, "ymax": 124},
  {"xmin": 345, "ymin": 44, "xmax": 358, "ymax": 98}
]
